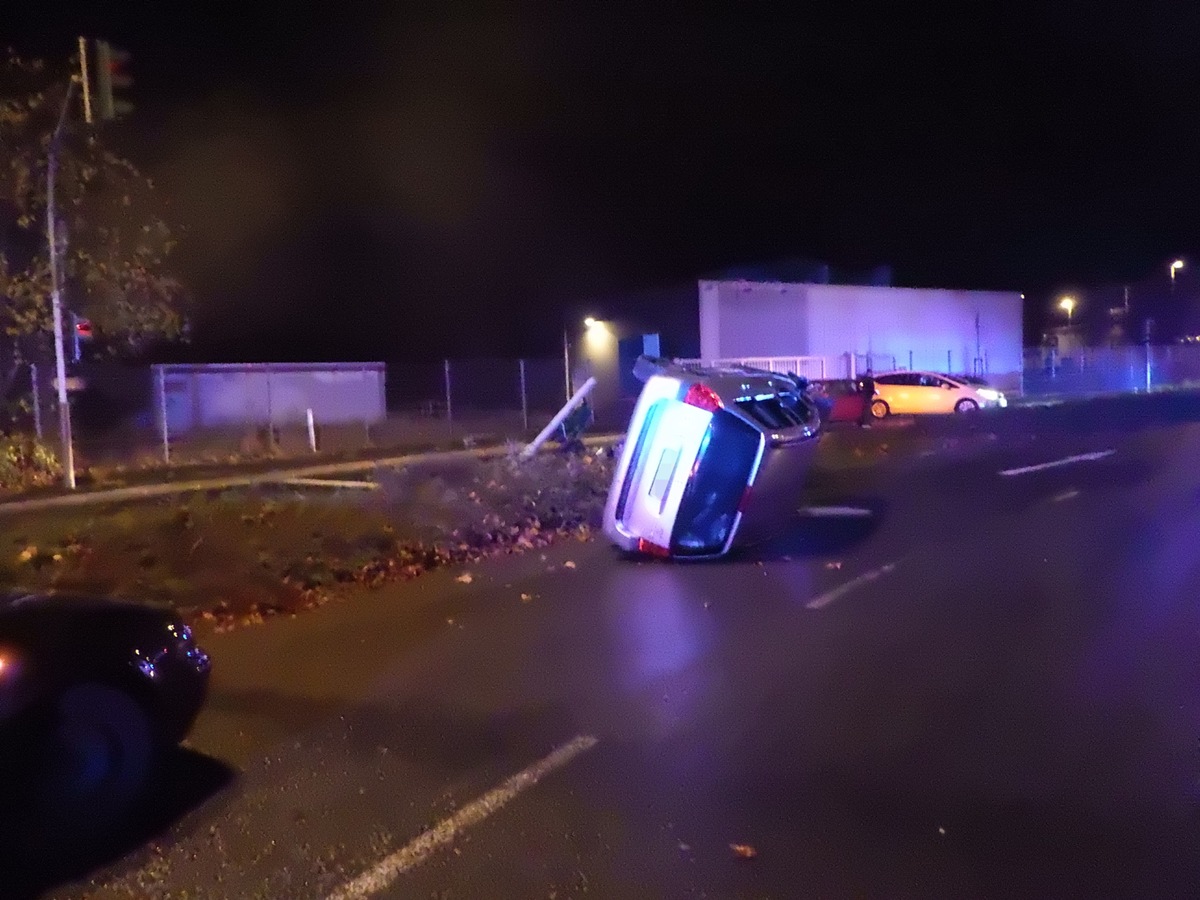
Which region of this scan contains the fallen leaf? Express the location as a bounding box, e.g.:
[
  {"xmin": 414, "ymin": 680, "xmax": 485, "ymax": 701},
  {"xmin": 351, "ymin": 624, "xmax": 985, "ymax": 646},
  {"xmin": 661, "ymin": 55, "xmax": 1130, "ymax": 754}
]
[
  {"xmin": 520, "ymin": 592, "xmax": 532, "ymax": 603},
  {"xmin": 563, "ymin": 560, "xmax": 576, "ymax": 569},
  {"xmin": 825, "ymin": 561, "xmax": 843, "ymax": 569},
  {"xmin": 730, "ymin": 843, "xmax": 758, "ymax": 859},
  {"xmin": 17, "ymin": 546, "xmax": 35, "ymax": 563},
  {"xmin": 455, "ymin": 573, "xmax": 473, "ymax": 584},
  {"xmin": 678, "ymin": 842, "xmax": 691, "ymax": 852}
]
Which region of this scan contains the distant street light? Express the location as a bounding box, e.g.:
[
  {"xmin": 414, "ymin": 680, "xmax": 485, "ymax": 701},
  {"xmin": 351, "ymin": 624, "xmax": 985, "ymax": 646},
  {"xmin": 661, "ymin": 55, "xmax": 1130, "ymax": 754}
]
[
  {"xmin": 1170, "ymin": 259, "xmax": 1185, "ymax": 293},
  {"xmin": 1059, "ymin": 296, "xmax": 1076, "ymax": 323}
]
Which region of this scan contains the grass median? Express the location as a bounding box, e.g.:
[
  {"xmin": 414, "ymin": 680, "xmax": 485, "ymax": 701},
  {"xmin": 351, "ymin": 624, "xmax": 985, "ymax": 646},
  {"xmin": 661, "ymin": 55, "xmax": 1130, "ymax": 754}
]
[
  {"xmin": 0, "ymin": 422, "xmax": 1003, "ymax": 631},
  {"xmin": 0, "ymin": 450, "xmax": 613, "ymax": 631}
]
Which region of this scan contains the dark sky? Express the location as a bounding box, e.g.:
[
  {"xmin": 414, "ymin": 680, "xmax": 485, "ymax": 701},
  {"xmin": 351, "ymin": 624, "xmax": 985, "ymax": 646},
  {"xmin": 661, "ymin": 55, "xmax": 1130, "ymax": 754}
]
[{"xmin": 8, "ymin": 2, "xmax": 1200, "ymax": 360}]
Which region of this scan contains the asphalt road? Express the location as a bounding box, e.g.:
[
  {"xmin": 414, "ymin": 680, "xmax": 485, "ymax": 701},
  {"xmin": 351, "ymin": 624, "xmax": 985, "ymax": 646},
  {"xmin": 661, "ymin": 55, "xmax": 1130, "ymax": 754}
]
[{"xmin": 15, "ymin": 394, "xmax": 1200, "ymax": 898}]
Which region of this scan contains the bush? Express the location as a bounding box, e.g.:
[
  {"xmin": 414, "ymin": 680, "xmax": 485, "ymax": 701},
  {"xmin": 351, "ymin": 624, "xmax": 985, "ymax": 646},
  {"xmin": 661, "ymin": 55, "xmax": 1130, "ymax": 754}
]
[{"xmin": 0, "ymin": 435, "xmax": 62, "ymax": 492}]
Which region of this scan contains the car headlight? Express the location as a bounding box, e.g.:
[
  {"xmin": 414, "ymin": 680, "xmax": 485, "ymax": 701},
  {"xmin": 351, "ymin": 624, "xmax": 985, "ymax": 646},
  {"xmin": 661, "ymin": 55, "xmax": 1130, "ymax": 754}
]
[{"xmin": 976, "ymin": 388, "xmax": 1002, "ymax": 401}]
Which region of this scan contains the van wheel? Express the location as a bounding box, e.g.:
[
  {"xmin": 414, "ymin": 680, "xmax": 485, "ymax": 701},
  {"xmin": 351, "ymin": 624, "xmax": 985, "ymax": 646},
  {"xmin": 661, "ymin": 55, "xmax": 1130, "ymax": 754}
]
[
  {"xmin": 955, "ymin": 399, "xmax": 979, "ymax": 414},
  {"xmin": 870, "ymin": 399, "xmax": 890, "ymax": 419}
]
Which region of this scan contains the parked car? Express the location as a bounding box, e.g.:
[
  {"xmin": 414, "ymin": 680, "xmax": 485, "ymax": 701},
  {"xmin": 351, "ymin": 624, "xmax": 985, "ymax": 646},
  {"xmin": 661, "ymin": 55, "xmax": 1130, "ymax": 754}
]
[
  {"xmin": 870, "ymin": 371, "xmax": 1008, "ymax": 417},
  {"xmin": 808, "ymin": 378, "xmax": 875, "ymax": 424},
  {"xmin": 603, "ymin": 356, "xmax": 821, "ymax": 559},
  {"xmin": 0, "ymin": 591, "xmax": 211, "ymax": 828}
]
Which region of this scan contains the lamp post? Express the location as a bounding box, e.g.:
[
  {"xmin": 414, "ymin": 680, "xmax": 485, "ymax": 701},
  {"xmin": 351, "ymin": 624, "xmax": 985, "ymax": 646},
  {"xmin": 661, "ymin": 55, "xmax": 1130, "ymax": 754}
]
[
  {"xmin": 1059, "ymin": 295, "xmax": 1076, "ymax": 324},
  {"xmin": 1170, "ymin": 259, "xmax": 1184, "ymax": 293}
]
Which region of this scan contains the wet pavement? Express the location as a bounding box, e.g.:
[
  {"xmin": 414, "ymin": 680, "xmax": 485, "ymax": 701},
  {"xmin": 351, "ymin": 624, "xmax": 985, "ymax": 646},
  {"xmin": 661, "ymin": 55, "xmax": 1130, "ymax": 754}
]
[{"xmin": 13, "ymin": 393, "xmax": 1200, "ymax": 898}]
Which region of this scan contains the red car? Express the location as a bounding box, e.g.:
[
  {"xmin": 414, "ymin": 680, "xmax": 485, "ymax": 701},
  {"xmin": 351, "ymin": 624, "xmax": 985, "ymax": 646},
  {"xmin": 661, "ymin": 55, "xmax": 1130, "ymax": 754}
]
[{"xmin": 808, "ymin": 378, "xmax": 874, "ymax": 424}]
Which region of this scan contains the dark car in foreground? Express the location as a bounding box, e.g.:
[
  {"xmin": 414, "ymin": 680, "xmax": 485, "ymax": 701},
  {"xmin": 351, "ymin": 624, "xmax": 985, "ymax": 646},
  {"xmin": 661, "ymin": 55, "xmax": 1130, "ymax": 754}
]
[
  {"xmin": 0, "ymin": 591, "xmax": 210, "ymax": 829},
  {"xmin": 603, "ymin": 356, "xmax": 821, "ymax": 559}
]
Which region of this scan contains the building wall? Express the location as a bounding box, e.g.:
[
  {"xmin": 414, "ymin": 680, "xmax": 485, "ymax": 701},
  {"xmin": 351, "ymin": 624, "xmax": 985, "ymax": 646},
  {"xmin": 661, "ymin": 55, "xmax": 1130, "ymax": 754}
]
[
  {"xmin": 699, "ymin": 280, "xmax": 1023, "ymax": 385},
  {"xmin": 154, "ymin": 362, "xmax": 386, "ymax": 433}
]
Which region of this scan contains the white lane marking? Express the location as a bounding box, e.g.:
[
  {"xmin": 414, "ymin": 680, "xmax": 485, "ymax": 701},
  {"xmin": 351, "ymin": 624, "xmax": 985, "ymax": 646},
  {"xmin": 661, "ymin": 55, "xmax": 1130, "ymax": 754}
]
[
  {"xmin": 799, "ymin": 506, "xmax": 873, "ymax": 518},
  {"xmin": 807, "ymin": 562, "xmax": 899, "ymax": 610},
  {"xmin": 326, "ymin": 735, "xmax": 599, "ymax": 900},
  {"xmin": 998, "ymin": 450, "xmax": 1115, "ymax": 477},
  {"xmin": 1052, "ymin": 488, "xmax": 1081, "ymax": 503}
]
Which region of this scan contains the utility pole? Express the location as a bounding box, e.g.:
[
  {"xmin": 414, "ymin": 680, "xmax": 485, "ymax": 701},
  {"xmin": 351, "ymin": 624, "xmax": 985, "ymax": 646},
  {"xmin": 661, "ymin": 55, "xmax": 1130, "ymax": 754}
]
[
  {"xmin": 47, "ymin": 79, "xmax": 79, "ymax": 489},
  {"xmin": 77, "ymin": 36, "xmax": 93, "ymax": 124},
  {"xmin": 562, "ymin": 326, "xmax": 571, "ymax": 401}
]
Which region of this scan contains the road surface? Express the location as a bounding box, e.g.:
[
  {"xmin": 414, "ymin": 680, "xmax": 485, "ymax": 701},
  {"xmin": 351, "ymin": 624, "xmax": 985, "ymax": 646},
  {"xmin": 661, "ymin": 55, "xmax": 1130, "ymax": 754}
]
[{"xmin": 8, "ymin": 394, "xmax": 1200, "ymax": 898}]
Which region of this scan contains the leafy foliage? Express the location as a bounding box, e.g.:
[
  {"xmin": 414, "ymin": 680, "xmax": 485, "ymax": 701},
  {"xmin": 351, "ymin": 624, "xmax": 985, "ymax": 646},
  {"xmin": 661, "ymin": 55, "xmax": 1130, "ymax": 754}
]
[
  {"xmin": 0, "ymin": 48, "xmax": 185, "ymax": 366},
  {"xmin": 0, "ymin": 433, "xmax": 60, "ymax": 490}
]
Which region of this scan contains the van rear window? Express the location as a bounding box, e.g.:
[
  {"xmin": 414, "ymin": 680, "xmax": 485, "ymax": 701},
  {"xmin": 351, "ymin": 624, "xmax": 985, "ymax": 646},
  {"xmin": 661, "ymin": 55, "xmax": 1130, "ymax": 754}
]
[
  {"xmin": 671, "ymin": 411, "xmax": 761, "ymax": 556},
  {"xmin": 735, "ymin": 392, "xmax": 816, "ymax": 430}
]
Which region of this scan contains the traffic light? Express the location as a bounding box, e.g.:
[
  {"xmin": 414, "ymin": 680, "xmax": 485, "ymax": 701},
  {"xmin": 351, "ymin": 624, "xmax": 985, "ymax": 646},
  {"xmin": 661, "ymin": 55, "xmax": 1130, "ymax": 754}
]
[{"xmin": 95, "ymin": 39, "xmax": 133, "ymax": 120}]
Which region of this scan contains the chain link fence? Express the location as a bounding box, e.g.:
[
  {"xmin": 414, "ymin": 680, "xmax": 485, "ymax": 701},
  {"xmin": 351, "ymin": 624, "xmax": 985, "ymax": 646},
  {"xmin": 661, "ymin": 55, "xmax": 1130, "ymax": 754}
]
[
  {"xmin": 1021, "ymin": 344, "xmax": 1200, "ymax": 397},
  {"xmin": 41, "ymin": 357, "xmax": 573, "ymax": 474}
]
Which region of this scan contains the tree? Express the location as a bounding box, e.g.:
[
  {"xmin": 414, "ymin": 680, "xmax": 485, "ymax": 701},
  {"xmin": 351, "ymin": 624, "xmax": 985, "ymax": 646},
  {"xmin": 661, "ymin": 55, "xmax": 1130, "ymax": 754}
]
[{"xmin": 0, "ymin": 48, "xmax": 186, "ymax": 420}]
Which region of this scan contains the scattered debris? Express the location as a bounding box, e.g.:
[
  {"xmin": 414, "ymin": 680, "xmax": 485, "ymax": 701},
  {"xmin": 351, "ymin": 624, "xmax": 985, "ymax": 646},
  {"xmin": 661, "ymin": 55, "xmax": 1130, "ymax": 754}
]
[{"xmin": 455, "ymin": 573, "xmax": 474, "ymax": 584}]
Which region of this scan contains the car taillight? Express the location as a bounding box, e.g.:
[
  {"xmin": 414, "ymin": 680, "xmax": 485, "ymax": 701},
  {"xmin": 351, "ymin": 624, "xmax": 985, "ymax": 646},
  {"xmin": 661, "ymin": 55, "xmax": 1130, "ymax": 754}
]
[
  {"xmin": 683, "ymin": 383, "xmax": 722, "ymax": 411},
  {"xmin": 637, "ymin": 538, "xmax": 671, "ymax": 558}
]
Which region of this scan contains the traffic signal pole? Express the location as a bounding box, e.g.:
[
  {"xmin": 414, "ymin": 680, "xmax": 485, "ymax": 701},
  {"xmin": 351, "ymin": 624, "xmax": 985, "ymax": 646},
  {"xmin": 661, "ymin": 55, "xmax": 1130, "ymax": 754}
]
[{"xmin": 47, "ymin": 79, "xmax": 78, "ymax": 489}]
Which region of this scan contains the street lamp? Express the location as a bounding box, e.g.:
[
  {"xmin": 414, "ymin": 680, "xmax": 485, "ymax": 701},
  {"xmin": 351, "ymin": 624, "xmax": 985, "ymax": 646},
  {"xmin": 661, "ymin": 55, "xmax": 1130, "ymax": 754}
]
[
  {"xmin": 1059, "ymin": 295, "xmax": 1076, "ymax": 323},
  {"xmin": 564, "ymin": 316, "xmax": 603, "ymax": 400},
  {"xmin": 1170, "ymin": 259, "xmax": 1185, "ymax": 293}
]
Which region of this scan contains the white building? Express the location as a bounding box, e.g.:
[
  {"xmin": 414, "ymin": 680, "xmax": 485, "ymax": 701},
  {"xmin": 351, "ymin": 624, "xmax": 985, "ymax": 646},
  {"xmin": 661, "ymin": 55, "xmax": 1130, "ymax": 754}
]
[{"xmin": 696, "ymin": 280, "xmax": 1024, "ymax": 389}]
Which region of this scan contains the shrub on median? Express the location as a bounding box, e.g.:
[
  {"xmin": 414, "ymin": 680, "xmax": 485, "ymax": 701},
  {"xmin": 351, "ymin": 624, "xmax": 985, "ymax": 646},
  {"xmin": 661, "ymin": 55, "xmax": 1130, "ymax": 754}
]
[{"xmin": 0, "ymin": 434, "xmax": 62, "ymax": 493}]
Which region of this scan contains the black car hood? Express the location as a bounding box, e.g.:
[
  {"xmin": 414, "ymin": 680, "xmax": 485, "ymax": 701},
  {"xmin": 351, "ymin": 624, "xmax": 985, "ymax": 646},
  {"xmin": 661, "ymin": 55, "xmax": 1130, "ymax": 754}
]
[{"xmin": 0, "ymin": 590, "xmax": 174, "ymax": 627}]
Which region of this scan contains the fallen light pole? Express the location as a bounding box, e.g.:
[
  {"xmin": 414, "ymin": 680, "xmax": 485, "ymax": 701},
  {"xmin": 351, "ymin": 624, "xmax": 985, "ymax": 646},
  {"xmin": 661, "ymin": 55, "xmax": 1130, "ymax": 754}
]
[{"xmin": 520, "ymin": 377, "xmax": 596, "ymax": 460}]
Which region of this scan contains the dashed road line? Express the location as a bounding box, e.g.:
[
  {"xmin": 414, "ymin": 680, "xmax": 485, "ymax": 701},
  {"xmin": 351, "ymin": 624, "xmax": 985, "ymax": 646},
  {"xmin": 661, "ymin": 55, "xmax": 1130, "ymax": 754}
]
[
  {"xmin": 999, "ymin": 450, "xmax": 1114, "ymax": 477},
  {"xmin": 807, "ymin": 561, "xmax": 900, "ymax": 610},
  {"xmin": 1051, "ymin": 488, "xmax": 1081, "ymax": 503},
  {"xmin": 799, "ymin": 505, "xmax": 874, "ymax": 518},
  {"xmin": 326, "ymin": 734, "xmax": 600, "ymax": 900}
]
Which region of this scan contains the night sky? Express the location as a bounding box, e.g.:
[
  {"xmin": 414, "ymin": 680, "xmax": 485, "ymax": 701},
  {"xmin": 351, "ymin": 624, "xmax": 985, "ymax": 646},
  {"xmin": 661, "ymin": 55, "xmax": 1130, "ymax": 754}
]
[{"xmin": 7, "ymin": 2, "xmax": 1200, "ymax": 361}]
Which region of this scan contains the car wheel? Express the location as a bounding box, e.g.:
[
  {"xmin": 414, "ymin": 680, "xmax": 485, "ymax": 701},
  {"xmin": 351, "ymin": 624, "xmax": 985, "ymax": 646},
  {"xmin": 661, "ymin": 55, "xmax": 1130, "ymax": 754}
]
[
  {"xmin": 33, "ymin": 683, "xmax": 155, "ymax": 831},
  {"xmin": 870, "ymin": 399, "xmax": 890, "ymax": 419},
  {"xmin": 955, "ymin": 399, "xmax": 979, "ymax": 414}
]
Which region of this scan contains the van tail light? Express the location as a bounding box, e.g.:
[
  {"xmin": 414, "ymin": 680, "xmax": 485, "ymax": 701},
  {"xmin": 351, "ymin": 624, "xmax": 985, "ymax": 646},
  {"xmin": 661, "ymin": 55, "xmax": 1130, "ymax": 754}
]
[
  {"xmin": 737, "ymin": 485, "xmax": 754, "ymax": 514},
  {"xmin": 637, "ymin": 538, "xmax": 672, "ymax": 558},
  {"xmin": 683, "ymin": 383, "xmax": 722, "ymax": 412}
]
